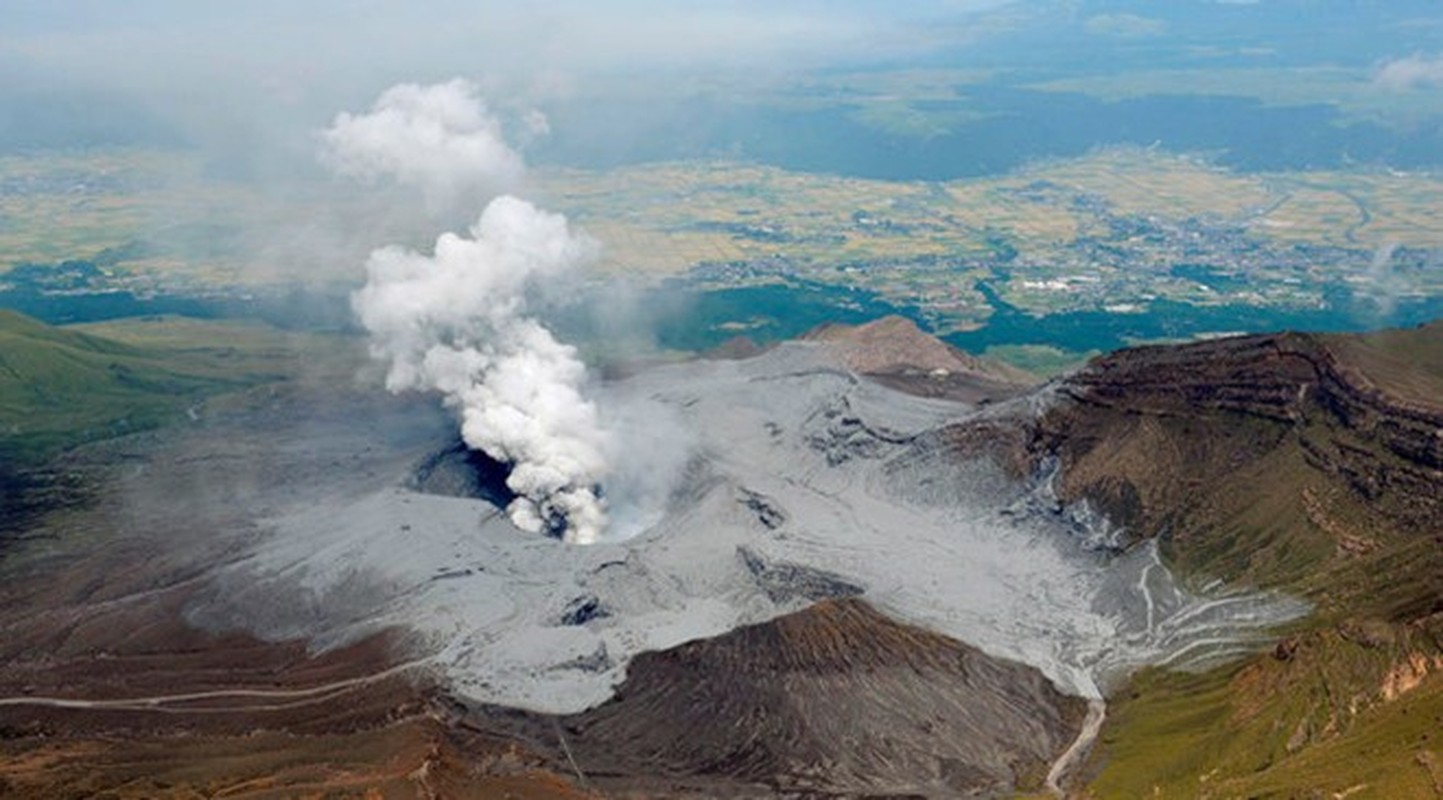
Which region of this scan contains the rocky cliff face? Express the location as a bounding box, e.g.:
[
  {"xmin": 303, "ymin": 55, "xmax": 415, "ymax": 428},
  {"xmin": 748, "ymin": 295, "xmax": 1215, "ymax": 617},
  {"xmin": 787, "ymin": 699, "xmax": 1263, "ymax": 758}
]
[
  {"xmin": 1045, "ymin": 323, "xmax": 1443, "ymax": 800},
  {"xmin": 1013, "ymin": 322, "xmax": 1443, "ymax": 619}
]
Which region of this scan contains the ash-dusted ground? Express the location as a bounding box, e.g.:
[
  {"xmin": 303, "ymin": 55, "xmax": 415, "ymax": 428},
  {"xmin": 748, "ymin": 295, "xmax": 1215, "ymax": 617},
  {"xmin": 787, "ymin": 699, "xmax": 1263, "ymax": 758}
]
[{"xmin": 188, "ymin": 342, "xmax": 1307, "ymax": 712}]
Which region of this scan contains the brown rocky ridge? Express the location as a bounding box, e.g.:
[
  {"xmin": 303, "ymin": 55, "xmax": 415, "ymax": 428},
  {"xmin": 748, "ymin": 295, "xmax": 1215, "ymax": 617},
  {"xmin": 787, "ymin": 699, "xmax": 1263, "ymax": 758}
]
[
  {"xmin": 804, "ymin": 315, "xmax": 1037, "ymax": 402},
  {"xmin": 461, "ymin": 597, "xmax": 1087, "ymax": 799},
  {"xmin": 1007, "ymin": 322, "xmax": 1443, "ymax": 618}
]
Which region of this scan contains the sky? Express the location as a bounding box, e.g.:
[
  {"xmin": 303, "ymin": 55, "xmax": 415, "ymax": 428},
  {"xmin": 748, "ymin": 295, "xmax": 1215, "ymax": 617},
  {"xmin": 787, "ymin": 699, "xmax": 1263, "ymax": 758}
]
[
  {"xmin": 0, "ymin": 1, "xmax": 1031, "ymax": 171},
  {"xmin": 3, "ymin": 2, "xmax": 1008, "ymax": 93},
  {"xmin": 3, "ymin": 1, "xmax": 1440, "ymax": 165},
  {"xmin": 7, "ymin": 1, "xmax": 1438, "ymax": 100}
]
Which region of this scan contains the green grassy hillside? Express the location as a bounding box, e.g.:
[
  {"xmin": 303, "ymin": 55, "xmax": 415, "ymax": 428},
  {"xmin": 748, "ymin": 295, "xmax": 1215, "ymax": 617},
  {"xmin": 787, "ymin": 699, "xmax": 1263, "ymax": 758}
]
[
  {"xmin": 1087, "ymin": 619, "xmax": 1443, "ymax": 798},
  {"xmin": 0, "ymin": 311, "xmax": 331, "ymax": 464}
]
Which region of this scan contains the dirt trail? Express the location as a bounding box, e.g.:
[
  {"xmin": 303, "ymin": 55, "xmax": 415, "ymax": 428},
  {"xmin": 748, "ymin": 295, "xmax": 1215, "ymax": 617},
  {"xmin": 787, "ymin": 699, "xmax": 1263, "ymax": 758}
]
[
  {"xmin": 1046, "ymin": 698, "xmax": 1107, "ymax": 797},
  {"xmin": 0, "ymin": 657, "xmax": 435, "ymax": 713}
]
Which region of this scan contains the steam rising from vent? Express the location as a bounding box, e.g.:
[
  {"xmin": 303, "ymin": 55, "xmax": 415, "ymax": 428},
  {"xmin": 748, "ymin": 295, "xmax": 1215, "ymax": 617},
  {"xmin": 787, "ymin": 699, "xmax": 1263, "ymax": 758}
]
[
  {"xmin": 326, "ymin": 80, "xmax": 613, "ymax": 544},
  {"xmin": 320, "ymin": 79, "xmax": 525, "ymax": 211}
]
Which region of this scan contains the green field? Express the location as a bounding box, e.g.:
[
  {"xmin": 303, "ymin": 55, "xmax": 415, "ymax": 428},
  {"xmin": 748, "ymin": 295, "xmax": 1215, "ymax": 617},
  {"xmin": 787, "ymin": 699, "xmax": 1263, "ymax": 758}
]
[
  {"xmin": 6, "ymin": 145, "xmax": 1441, "ymax": 378},
  {"xmin": 0, "ymin": 310, "xmax": 352, "ymax": 465},
  {"xmin": 8, "ymin": 146, "xmax": 1443, "ymax": 286},
  {"xmin": 1030, "ymin": 66, "xmax": 1443, "ymax": 128},
  {"xmin": 1091, "ymin": 642, "xmax": 1443, "ymax": 799}
]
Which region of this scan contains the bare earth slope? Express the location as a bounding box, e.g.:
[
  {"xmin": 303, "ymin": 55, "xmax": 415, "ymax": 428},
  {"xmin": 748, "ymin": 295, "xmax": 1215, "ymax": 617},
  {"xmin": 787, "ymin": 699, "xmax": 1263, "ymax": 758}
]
[
  {"xmin": 467, "ymin": 598, "xmax": 1086, "ymax": 798},
  {"xmin": 804, "ymin": 315, "xmax": 1036, "ymax": 402},
  {"xmin": 0, "ymin": 382, "xmax": 598, "ymax": 798}
]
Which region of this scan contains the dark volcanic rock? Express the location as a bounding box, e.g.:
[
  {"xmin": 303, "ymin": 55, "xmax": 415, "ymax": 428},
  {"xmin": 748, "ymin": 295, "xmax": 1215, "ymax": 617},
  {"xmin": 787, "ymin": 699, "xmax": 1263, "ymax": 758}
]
[
  {"xmin": 559, "ymin": 595, "xmax": 611, "ymax": 626},
  {"xmin": 467, "ymin": 599, "xmax": 1085, "ymax": 798},
  {"xmin": 409, "ymin": 438, "xmax": 516, "ymax": 508},
  {"xmin": 738, "ymin": 488, "xmax": 788, "ymax": 530},
  {"xmin": 803, "ymin": 395, "xmax": 912, "ymax": 466},
  {"xmin": 1044, "ymin": 326, "xmax": 1443, "ymax": 533},
  {"xmin": 737, "ymin": 546, "xmax": 863, "ymax": 603}
]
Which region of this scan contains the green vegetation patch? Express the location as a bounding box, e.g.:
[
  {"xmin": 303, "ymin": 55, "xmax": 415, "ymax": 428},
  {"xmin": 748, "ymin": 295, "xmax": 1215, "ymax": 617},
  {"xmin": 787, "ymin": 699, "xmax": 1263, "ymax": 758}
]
[
  {"xmin": 0, "ymin": 311, "xmax": 335, "ymax": 465},
  {"xmin": 1089, "ymin": 625, "xmax": 1443, "ymax": 799},
  {"xmin": 979, "ymin": 344, "xmax": 1098, "ymax": 378},
  {"xmin": 1028, "ymin": 66, "xmax": 1443, "ymax": 128},
  {"xmin": 1325, "ymin": 321, "xmax": 1443, "ymax": 410}
]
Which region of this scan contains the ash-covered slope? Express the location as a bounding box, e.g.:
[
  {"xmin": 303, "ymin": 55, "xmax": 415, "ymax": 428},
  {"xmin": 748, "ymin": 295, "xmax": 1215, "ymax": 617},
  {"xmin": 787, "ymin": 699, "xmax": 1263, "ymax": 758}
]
[
  {"xmin": 472, "ymin": 598, "xmax": 1085, "ymax": 798},
  {"xmin": 190, "ymin": 332, "xmax": 1303, "ymax": 721}
]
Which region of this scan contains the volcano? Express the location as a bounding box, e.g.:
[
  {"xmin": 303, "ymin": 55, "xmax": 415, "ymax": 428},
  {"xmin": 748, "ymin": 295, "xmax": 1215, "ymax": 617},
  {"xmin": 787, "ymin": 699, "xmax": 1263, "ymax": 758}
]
[{"xmin": 3, "ymin": 319, "xmax": 1437, "ymax": 797}]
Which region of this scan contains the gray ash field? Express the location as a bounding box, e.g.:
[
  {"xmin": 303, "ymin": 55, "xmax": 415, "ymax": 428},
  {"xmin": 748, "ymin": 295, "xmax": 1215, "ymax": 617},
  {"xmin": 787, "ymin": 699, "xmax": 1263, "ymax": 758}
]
[{"xmin": 181, "ymin": 338, "xmax": 1305, "ymax": 721}]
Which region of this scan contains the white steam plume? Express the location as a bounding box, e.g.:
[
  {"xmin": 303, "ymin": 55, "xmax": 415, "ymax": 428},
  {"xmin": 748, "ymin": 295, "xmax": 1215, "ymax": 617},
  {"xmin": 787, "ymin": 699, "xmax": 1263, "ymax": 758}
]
[
  {"xmin": 1361, "ymin": 240, "xmax": 1404, "ymax": 322},
  {"xmin": 320, "ymin": 79, "xmax": 526, "ymax": 211},
  {"xmin": 326, "ymin": 80, "xmax": 613, "ymax": 544}
]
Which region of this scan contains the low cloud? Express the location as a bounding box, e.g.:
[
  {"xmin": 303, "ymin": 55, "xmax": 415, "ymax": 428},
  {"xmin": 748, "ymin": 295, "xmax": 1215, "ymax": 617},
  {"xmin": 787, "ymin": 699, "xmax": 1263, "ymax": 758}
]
[
  {"xmin": 320, "ymin": 79, "xmax": 526, "ymax": 212},
  {"xmin": 1084, "ymin": 14, "xmax": 1166, "ymax": 39},
  {"xmin": 1374, "ymin": 53, "xmax": 1443, "ymax": 92},
  {"xmin": 0, "ymin": 1, "xmax": 1025, "ymax": 172}
]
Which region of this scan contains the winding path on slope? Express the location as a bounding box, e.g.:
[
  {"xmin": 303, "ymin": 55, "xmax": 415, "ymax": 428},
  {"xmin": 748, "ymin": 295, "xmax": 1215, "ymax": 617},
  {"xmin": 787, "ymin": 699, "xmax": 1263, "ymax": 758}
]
[
  {"xmin": 1046, "ymin": 698, "xmax": 1107, "ymax": 797},
  {"xmin": 0, "ymin": 657, "xmax": 436, "ymax": 713}
]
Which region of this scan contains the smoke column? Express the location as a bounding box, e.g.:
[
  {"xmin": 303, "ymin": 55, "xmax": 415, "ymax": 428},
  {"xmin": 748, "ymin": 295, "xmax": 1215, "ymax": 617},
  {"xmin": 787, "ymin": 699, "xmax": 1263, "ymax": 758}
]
[
  {"xmin": 324, "ymin": 79, "xmax": 612, "ymax": 544},
  {"xmin": 320, "ymin": 79, "xmax": 526, "ymax": 211}
]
